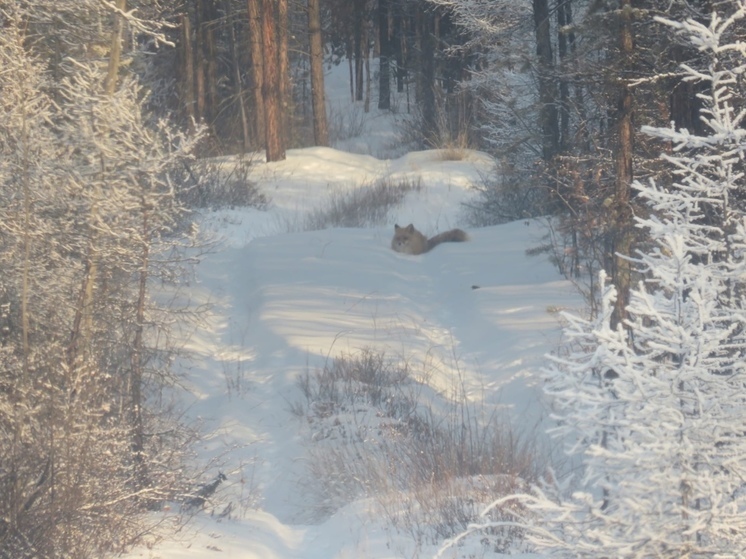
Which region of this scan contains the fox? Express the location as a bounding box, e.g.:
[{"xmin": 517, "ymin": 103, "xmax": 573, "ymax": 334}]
[{"xmin": 390, "ymin": 223, "xmax": 468, "ymax": 255}]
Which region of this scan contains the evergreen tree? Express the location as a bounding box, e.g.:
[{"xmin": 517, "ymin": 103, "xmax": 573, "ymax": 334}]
[{"xmin": 515, "ymin": 3, "xmax": 746, "ymax": 556}]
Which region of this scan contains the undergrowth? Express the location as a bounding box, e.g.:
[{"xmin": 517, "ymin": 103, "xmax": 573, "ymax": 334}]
[
  {"xmin": 178, "ymin": 156, "xmax": 269, "ymax": 210},
  {"xmin": 303, "ymin": 176, "xmax": 421, "ymax": 230},
  {"xmin": 293, "ymin": 348, "xmax": 542, "ymax": 554},
  {"xmin": 464, "ymin": 165, "xmax": 550, "ymax": 227},
  {"xmin": 328, "ymin": 102, "xmax": 369, "ymax": 144}
]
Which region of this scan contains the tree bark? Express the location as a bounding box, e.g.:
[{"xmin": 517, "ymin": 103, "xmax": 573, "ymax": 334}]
[
  {"xmin": 308, "ymin": 0, "xmax": 329, "ymax": 145},
  {"xmin": 261, "ymin": 0, "xmax": 286, "ymax": 161},
  {"xmin": 20, "ymin": 78, "xmax": 30, "ymax": 376},
  {"xmin": 353, "ymin": 0, "xmax": 365, "ymax": 101},
  {"xmin": 670, "ymin": 45, "xmax": 704, "ymax": 135},
  {"xmin": 70, "ymin": 0, "xmax": 129, "ymax": 367},
  {"xmin": 557, "ymin": 0, "xmax": 573, "ymax": 151},
  {"xmin": 611, "ymin": 0, "xmax": 635, "ymax": 330},
  {"xmin": 247, "ymin": 0, "xmax": 266, "ymax": 147},
  {"xmin": 393, "ymin": 7, "xmax": 405, "ymax": 93},
  {"xmin": 378, "ymin": 0, "xmax": 391, "ymax": 110},
  {"xmin": 226, "ymin": 2, "xmax": 251, "ymax": 152},
  {"xmin": 181, "ymin": 14, "xmax": 197, "ymax": 127},
  {"xmin": 418, "ymin": 8, "xmax": 437, "ymax": 144},
  {"xmin": 205, "ymin": 0, "xmax": 219, "ymax": 125},
  {"xmin": 130, "ymin": 196, "xmax": 150, "ymax": 494},
  {"xmin": 533, "ymin": 0, "xmax": 559, "ymax": 161},
  {"xmin": 348, "ymin": 53, "xmax": 354, "ymax": 102},
  {"xmin": 195, "ymin": 0, "xmax": 206, "ymax": 120},
  {"xmin": 104, "ymin": 0, "xmax": 126, "ymax": 95},
  {"xmin": 278, "ymin": 0, "xmax": 291, "ymax": 146},
  {"xmin": 364, "ymin": 25, "xmax": 371, "ymax": 113}
]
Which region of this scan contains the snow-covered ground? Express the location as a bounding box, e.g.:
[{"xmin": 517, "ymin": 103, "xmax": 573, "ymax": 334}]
[{"xmin": 126, "ymin": 68, "xmax": 582, "ymax": 559}]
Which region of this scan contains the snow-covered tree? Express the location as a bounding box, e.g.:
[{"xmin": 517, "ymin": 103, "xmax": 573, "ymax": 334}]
[
  {"xmin": 427, "ymin": 0, "xmax": 535, "ymax": 161},
  {"xmin": 506, "ymin": 3, "xmax": 746, "ymax": 557},
  {"xmin": 0, "ymin": 1, "xmax": 202, "ymax": 557}
]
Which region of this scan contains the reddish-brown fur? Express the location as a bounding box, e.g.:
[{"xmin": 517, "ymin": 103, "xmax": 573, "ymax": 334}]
[{"xmin": 391, "ymin": 224, "xmax": 468, "ymax": 255}]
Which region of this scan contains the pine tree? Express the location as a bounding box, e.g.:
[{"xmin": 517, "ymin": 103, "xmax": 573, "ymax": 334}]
[{"xmin": 515, "ymin": 3, "xmax": 746, "ymax": 556}]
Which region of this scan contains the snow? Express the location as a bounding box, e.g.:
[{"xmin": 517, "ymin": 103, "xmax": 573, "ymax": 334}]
[{"xmin": 127, "ymin": 67, "xmax": 581, "ymax": 559}]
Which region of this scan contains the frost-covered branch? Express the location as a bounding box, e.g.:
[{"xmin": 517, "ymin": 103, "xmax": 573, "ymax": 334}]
[{"xmin": 435, "ymin": 2, "xmax": 746, "ymax": 557}]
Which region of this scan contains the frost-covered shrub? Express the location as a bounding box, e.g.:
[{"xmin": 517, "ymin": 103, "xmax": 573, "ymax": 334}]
[
  {"xmin": 295, "ymin": 349, "xmax": 542, "ymax": 551},
  {"xmin": 303, "ymin": 176, "xmax": 422, "ymax": 230},
  {"xmin": 178, "ymin": 156, "xmax": 269, "ymax": 210},
  {"xmin": 0, "ymin": 4, "xmax": 202, "ymax": 558},
  {"xmin": 465, "ymin": 165, "xmax": 551, "ymax": 226}
]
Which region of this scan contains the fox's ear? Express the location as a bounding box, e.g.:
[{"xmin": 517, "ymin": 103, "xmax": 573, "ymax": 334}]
[
  {"xmin": 394, "ymin": 224, "xmax": 401, "ymax": 230},
  {"xmin": 406, "ymin": 224, "xmax": 414, "ymax": 232}
]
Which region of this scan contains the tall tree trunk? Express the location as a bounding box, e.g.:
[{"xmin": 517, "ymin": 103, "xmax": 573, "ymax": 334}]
[
  {"xmin": 205, "ymin": 0, "xmax": 219, "ymax": 125},
  {"xmin": 610, "ymin": 0, "xmax": 635, "ymax": 330},
  {"xmin": 533, "ymin": 0, "xmax": 559, "ymax": 161},
  {"xmin": 247, "ymin": 0, "xmax": 264, "ymax": 146},
  {"xmin": 130, "ymin": 196, "xmax": 150, "ymax": 494},
  {"xmin": 308, "ymin": 0, "xmax": 329, "ymax": 146},
  {"xmin": 104, "ymin": 0, "xmax": 126, "ymax": 95},
  {"xmin": 278, "ymin": 0, "xmax": 291, "ymax": 146},
  {"xmin": 195, "ymin": 0, "xmax": 206, "ymax": 121},
  {"xmin": 394, "ymin": 8, "xmax": 405, "ymax": 93},
  {"xmin": 70, "ymin": 0, "xmax": 129, "ymax": 367},
  {"xmin": 670, "ymin": 45, "xmax": 704, "ymax": 135},
  {"xmin": 364, "ymin": 23, "xmax": 371, "ymax": 113},
  {"xmin": 348, "ymin": 52, "xmax": 354, "ymax": 102},
  {"xmin": 247, "ymin": 0, "xmax": 265, "ymax": 147},
  {"xmin": 353, "ymin": 0, "xmax": 365, "ymax": 101},
  {"xmin": 20, "ymin": 74, "xmax": 31, "ymax": 377},
  {"xmin": 418, "ymin": 8, "xmax": 436, "ymax": 144},
  {"xmin": 226, "ymin": 2, "xmax": 251, "ymax": 152},
  {"xmin": 378, "ymin": 0, "xmax": 391, "ymax": 110},
  {"xmin": 261, "ymin": 0, "xmax": 286, "ymax": 161},
  {"xmin": 557, "ymin": 0, "xmax": 572, "ymax": 151},
  {"xmin": 181, "ymin": 14, "xmax": 197, "ymax": 127}
]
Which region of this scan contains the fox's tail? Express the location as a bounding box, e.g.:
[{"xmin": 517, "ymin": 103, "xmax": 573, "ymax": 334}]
[{"xmin": 427, "ymin": 228, "xmax": 469, "ymax": 251}]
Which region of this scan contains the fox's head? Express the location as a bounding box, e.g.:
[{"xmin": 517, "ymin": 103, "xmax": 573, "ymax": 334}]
[{"xmin": 391, "ymin": 223, "xmax": 417, "ymax": 252}]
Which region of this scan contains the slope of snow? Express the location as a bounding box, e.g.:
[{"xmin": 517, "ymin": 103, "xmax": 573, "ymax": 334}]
[{"xmin": 199, "ymin": 147, "xmax": 494, "ymax": 247}]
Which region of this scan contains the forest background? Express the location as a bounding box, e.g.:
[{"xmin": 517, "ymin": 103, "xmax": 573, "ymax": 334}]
[{"xmin": 3, "ymin": 0, "xmax": 746, "ymax": 558}]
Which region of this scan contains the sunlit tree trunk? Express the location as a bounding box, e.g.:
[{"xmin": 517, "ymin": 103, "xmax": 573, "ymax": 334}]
[
  {"xmin": 204, "ymin": 0, "xmax": 219, "ymax": 125},
  {"xmin": 70, "ymin": 0, "xmax": 129, "ymax": 367},
  {"xmin": 418, "ymin": 7, "xmax": 436, "ymax": 143},
  {"xmin": 610, "ymin": 0, "xmax": 634, "ymax": 329},
  {"xmin": 248, "ymin": 0, "xmax": 266, "ymax": 147},
  {"xmin": 278, "ymin": 0, "xmax": 291, "ymax": 145},
  {"xmin": 261, "ymin": 0, "xmax": 286, "ymax": 161},
  {"xmin": 308, "ymin": 0, "xmax": 329, "ymax": 145},
  {"xmin": 533, "ymin": 0, "xmax": 559, "ymax": 161},
  {"xmin": 226, "ymin": 2, "xmax": 251, "ymax": 151},
  {"xmin": 104, "ymin": 0, "xmax": 126, "ymax": 95},
  {"xmin": 181, "ymin": 13, "xmax": 197, "ymax": 127},
  {"xmin": 194, "ymin": 0, "xmax": 206, "ymax": 120},
  {"xmin": 557, "ymin": 0, "xmax": 574, "ymax": 151}
]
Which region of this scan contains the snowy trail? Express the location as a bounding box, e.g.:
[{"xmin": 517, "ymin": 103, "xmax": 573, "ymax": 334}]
[{"xmin": 129, "ymin": 148, "xmax": 579, "ymax": 559}]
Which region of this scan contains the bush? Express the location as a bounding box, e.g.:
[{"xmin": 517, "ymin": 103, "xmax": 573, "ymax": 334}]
[
  {"xmin": 178, "ymin": 156, "xmax": 269, "ymax": 210},
  {"xmin": 464, "ymin": 165, "xmax": 551, "ymax": 227},
  {"xmin": 294, "ymin": 349, "xmax": 544, "ymax": 552},
  {"xmin": 303, "ymin": 176, "xmax": 421, "ymax": 230},
  {"xmin": 328, "ymin": 103, "xmax": 369, "ymax": 144}
]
